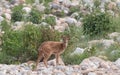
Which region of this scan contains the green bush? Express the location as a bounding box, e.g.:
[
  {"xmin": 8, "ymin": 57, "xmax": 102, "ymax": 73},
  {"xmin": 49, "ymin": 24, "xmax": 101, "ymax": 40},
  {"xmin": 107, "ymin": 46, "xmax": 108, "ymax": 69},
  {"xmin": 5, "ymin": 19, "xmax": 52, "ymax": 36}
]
[
  {"xmin": 11, "ymin": 5, "xmax": 24, "ymax": 22},
  {"xmin": 1, "ymin": 24, "xmax": 42, "ymax": 63},
  {"xmin": 26, "ymin": 0, "xmax": 34, "ymax": 4},
  {"xmin": 11, "ymin": 11, "xmax": 23, "ymax": 22},
  {"xmin": 28, "ymin": 9, "xmax": 42, "ymax": 24},
  {"xmin": 82, "ymin": 12, "xmax": 113, "ymax": 37},
  {"xmin": 104, "ymin": 44, "xmax": 120, "ymax": 61},
  {"xmin": 69, "ymin": 6, "xmax": 80, "ymax": 15},
  {"xmin": 111, "ymin": 16, "xmax": 120, "ymax": 32},
  {"xmin": 0, "ymin": 20, "xmax": 11, "ymax": 32},
  {"xmin": 43, "ymin": 16, "xmax": 56, "ymax": 28}
]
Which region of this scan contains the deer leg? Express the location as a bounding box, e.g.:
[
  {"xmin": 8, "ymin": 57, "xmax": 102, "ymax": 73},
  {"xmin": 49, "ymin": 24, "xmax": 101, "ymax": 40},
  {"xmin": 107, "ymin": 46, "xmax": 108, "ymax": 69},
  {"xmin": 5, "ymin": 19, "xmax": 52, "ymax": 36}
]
[
  {"xmin": 43, "ymin": 54, "xmax": 51, "ymax": 68},
  {"xmin": 55, "ymin": 54, "xmax": 60, "ymax": 65},
  {"xmin": 34, "ymin": 53, "xmax": 43, "ymax": 70}
]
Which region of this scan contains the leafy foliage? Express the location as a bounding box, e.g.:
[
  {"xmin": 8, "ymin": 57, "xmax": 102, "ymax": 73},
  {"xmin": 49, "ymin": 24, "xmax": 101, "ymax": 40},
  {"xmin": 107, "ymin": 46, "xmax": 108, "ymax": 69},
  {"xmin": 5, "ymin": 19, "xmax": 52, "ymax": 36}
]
[
  {"xmin": 82, "ymin": 12, "xmax": 113, "ymax": 37},
  {"xmin": 28, "ymin": 9, "xmax": 42, "ymax": 24},
  {"xmin": 11, "ymin": 5, "xmax": 23, "ymax": 22}
]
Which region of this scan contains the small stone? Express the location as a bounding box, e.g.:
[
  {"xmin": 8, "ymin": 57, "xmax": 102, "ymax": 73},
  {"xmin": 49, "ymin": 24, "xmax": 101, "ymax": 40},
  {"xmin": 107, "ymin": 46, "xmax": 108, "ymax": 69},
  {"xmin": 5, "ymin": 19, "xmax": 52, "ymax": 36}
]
[{"xmin": 88, "ymin": 72, "xmax": 97, "ymax": 75}]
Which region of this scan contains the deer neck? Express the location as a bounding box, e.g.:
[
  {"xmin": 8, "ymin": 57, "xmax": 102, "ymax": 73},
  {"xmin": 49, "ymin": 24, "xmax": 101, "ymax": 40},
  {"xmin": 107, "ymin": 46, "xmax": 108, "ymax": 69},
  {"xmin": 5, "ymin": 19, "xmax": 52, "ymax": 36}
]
[{"xmin": 62, "ymin": 40, "xmax": 68, "ymax": 48}]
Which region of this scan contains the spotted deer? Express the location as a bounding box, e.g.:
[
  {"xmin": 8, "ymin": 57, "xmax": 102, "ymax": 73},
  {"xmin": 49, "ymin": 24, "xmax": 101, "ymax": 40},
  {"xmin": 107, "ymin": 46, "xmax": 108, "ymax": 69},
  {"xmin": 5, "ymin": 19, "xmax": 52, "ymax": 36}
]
[{"xmin": 35, "ymin": 36, "xmax": 69, "ymax": 70}]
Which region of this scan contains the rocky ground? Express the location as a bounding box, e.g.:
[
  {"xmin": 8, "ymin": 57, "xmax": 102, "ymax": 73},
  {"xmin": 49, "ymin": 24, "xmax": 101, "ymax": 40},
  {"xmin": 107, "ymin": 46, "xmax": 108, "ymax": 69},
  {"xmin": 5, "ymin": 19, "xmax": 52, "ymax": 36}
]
[
  {"xmin": 0, "ymin": 57, "xmax": 120, "ymax": 75},
  {"xmin": 0, "ymin": 0, "xmax": 120, "ymax": 75}
]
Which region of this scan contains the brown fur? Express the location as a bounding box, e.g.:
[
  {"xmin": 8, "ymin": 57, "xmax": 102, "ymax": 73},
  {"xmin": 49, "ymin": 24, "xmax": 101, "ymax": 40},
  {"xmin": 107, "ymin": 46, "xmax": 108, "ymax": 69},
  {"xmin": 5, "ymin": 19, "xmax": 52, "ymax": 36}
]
[{"xmin": 35, "ymin": 36, "xmax": 69, "ymax": 70}]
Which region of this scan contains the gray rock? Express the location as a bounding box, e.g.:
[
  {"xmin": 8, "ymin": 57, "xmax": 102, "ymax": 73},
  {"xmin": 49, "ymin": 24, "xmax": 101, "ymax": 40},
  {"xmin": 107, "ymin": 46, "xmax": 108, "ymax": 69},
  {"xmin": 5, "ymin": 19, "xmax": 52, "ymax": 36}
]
[
  {"xmin": 4, "ymin": 13, "xmax": 11, "ymax": 20},
  {"xmin": 36, "ymin": 4, "xmax": 46, "ymax": 12},
  {"xmin": 65, "ymin": 17, "xmax": 77, "ymax": 25},
  {"xmin": 88, "ymin": 72, "xmax": 97, "ymax": 75},
  {"xmin": 71, "ymin": 47, "xmax": 85, "ymax": 55},
  {"xmin": 50, "ymin": 2, "xmax": 61, "ymax": 10},
  {"xmin": 0, "ymin": 16, "xmax": 4, "ymax": 22},
  {"xmin": 115, "ymin": 58, "xmax": 120, "ymax": 69},
  {"xmin": 22, "ymin": 7, "xmax": 31, "ymax": 14}
]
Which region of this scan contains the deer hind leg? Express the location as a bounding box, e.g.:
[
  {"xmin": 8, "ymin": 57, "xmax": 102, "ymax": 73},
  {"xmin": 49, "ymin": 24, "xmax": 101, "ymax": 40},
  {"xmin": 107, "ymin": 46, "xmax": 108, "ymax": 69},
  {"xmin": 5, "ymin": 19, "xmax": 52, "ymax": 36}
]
[
  {"xmin": 43, "ymin": 54, "xmax": 51, "ymax": 68},
  {"xmin": 34, "ymin": 52, "xmax": 43, "ymax": 70}
]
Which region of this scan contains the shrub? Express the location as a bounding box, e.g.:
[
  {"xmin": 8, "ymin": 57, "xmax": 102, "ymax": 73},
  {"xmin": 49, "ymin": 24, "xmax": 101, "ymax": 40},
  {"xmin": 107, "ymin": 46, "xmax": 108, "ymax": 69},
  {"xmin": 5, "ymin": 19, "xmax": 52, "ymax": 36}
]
[
  {"xmin": 1, "ymin": 24, "xmax": 42, "ymax": 63},
  {"xmin": 43, "ymin": 16, "xmax": 56, "ymax": 28},
  {"xmin": 0, "ymin": 20, "xmax": 11, "ymax": 32},
  {"xmin": 28, "ymin": 9, "xmax": 42, "ymax": 24},
  {"xmin": 111, "ymin": 16, "xmax": 120, "ymax": 32},
  {"xmin": 104, "ymin": 44, "xmax": 120, "ymax": 61},
  {"xmin": 82, "ymin": 12, "xmax": 113, "ymax": 37},
  {"xmin": 11, "ymin": 10, "xmax": 23, "ymax": 22},
  {"xmin": 26, "ymin": 0, "xmax": 34, "ymax": 4},
  {"xmin": 11, "ymin": 5, "xmax": 23, "ymax": 22},
  {"xmin": 69, "ymin": 6, "xmax": 80, "ymax": 15}
]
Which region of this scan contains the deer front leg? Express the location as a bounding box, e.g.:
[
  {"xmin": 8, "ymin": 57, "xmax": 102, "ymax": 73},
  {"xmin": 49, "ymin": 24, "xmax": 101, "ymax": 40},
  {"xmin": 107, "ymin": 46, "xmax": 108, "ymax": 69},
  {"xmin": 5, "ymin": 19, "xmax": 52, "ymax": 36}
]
[{"xmin": 55, "ymin": 54, "xmax": 60, "ymax": 65}]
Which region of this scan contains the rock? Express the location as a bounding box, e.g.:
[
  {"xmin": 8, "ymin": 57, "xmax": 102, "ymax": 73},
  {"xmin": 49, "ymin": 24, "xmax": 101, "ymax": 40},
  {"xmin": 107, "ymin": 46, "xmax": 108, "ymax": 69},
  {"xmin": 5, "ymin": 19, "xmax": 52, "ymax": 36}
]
[
  {"xmin": 12, "ymin": 21, "xmax": 24, "ymax": 30},
  {"xmin": 65, "ymin": 17, "xmax": 77, "ymax": 25},
  {"xmin": 71, "ymin": 47, "xmax": 85, "ymax": 55},
  {"xmin": 88, "ymin": 72, "xmax": 97, "ymax": 75},
  {"xmin": 54, "ymin": 22, "xmax": 68, "ymax": 32},
  {"xmin": 108, "ymin": 32, "xmax": 120, "ymax": 39},
  {"xmin": 108, "ymin": 2, "xmax": 116, "ymax": 10},
  {"xmin": 48, "ymin": 58, "xmax": 65, "ymax": 66},
  {"xmin": 116, "ymin": 36, "xmax": 120, "ymax": 43},
  {"xmin": 80, "ymin": 57, "xmax": 100, "ymax": 71},
  {"xmin": 50, "ymin": 2, "xmax": 61, "ymax": 10},
  {"xmin": 4, "ymin": 13, "xmax": 11, "ymax": 20},
  {"xmin": 22, "ymin": 7, "xmax": 31, "ymax": 14},
  {"xmin": 58, "ymin": 0, "xmax": 71, "ymax": 7},
  {"xmin": 80, "ymin": 56, "xmax": 111, "ymax": 74},
  {"xmin": 55, "ymin": 18, "xmax": 69, "ymax": 32},
  {"xmin": 0, "ymin": 16, "xmax": 4, "ymax": 22},
  {"xmin": 36, "ymin": 4, "xmax": 45, "ymax": 12},
  {"xmin": 101, "ymin": 39, "xmax": 115, "ymax": 48},
  {"xmin": 115, "ymin": 58, "xmax": 120, "ymax": 69},
  {"xmin": 83, "ymin": 0, "xmax": 94, "ymax": 7},
  {"xmin": 71, "ymin": 0, "xmax": 80, "ymax": 6},
  {"xmin": 88, "ymin": 39, "xmax": 115, "ymax": 48}
]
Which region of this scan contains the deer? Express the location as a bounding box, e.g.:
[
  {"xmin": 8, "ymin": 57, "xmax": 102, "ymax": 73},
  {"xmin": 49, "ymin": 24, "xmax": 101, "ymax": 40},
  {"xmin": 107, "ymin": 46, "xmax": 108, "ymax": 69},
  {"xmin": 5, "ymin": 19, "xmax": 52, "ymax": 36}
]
[{"xmin": 34, "ymin": 36, "xmax": 69, "ymax": 70}]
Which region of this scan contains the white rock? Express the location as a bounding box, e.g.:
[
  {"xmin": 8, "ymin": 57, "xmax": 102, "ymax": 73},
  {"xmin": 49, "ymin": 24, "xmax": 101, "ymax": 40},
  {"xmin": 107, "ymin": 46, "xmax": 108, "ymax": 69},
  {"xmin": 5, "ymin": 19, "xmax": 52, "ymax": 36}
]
[
  {"xmin": 80, "ymin": 57, "xmax": 108, "ymax": 70},
  {"xmin": 88, "ymin": 72, "xmax": 97, "ymax": 75},
  {"xmin": 115, "ymin": 58, "xmax": 120, "ymax": 68},
  {"xmin": 71, "ymin": 47, "xmax": 85, "ymax": 55},
  {"xmin": 71, "ymin": 0, "xmax": 80, "ymax": 6},
  {"xmin": 108, "ymin": 32, "xmax": 120, "ymax": 39},
  {"xmin": 65, "ymin": 17, "xmax": 77, "ymax": 25},
  {"xmin": 36, "ymin": 4, "xmax": 45, "ymax": 12},
  {"xmin": 58, "ymin": 0, "xmax": 71, "ymax": 7},
  {"xmin": 0, "ymin": 16, "xmax": 4, "ymax": 22},
  {"xmin": 48, "ymin": 58, "xmax": 65, "ymax": 66},
  {"xmin": 50, "ymin": 2, "xmax": 61, "ymax": 9},
  {"xmin": 4, "ymin": 13, "xmax": 11, "ymax": 20},
  {"xmin": 22, "ymin": 7, "xmax": 31, "ymax": 14},
  {"xmin": 101, "ymin": 39, "xmax": 115, "ymax": 48}
]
